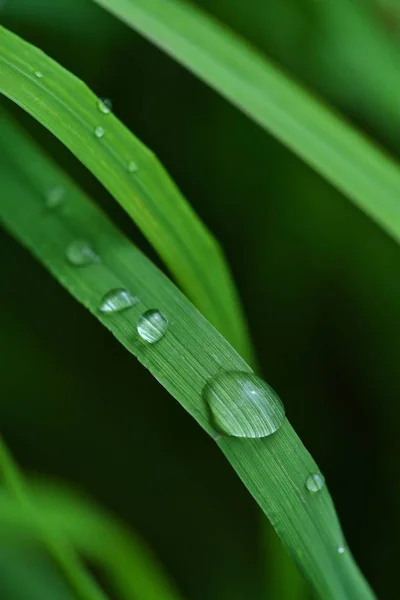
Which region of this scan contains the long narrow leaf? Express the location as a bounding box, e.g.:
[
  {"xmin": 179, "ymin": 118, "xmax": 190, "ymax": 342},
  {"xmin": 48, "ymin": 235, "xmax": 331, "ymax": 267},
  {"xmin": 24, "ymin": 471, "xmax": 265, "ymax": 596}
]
[
  {"xmin": 92, "ymin": 0, "xmax": 400, "ymax": 244},
  {"xmin": 0, "ymin": 24, "xmax": 253, "ymax": 364},
  {"xmin": 0, "ymin": 113, "xmax": 376, "ymax": 600}
]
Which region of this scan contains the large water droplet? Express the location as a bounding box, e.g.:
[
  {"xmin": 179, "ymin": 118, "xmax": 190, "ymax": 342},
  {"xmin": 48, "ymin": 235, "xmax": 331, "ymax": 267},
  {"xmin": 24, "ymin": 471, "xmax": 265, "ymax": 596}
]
[
  {"xmin": 97, "ymin": 98, "xmax": 112, "ymax": 114},
  {"xmin": 46, "ymin": 185, "xmax": 65, "ymax": 209},
  {"xmin": 127, "ymin": 160, "xmax": 138, "ymax": 173},
  {"xmin": 137, "ymin": 309, "xmax": 168, "ymax": 343},
  {"xmin": 305, "ymin": 473, "xmax": 325, "ymax": 493},
  {"xmin": 203, "ymin": 371, "xmax": 285, "ymax": 438},
  {"xmin": 94, "ymin": 126, "xmax": 105, "ymax": 139},
  {"xmin": 34, "ymin": 71, "xmax": 43, "ymax": 79},
  {"xmin": 66, "ymin": 240, "xmax": 100, "ymax": 266},
  {"xmin": 99, "ymin": 288, "xmax": 138, "ymax": 314}
]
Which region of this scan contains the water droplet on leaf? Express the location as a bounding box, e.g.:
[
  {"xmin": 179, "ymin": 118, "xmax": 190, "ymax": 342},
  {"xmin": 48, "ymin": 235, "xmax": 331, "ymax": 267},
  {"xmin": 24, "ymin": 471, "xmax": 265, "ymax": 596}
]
[
  {"xmin": 34, "ymin": 71, "xmax": 43, "ymax": 79},
  {"xmin": 99, "ymin": 289, "xmax": 138, "ymax": 313},
  {"xmin": 338, "ymin": 545, "xmax": 346, "ymax": 554},
  {"xmin": 46, "ymin": 185, "xmax": 65, "ymax": 209},
  {"xmin": 203, "ymin": 371, "xmax": 285, "ymax": 438},
  {"xmin": 66, "ymin": 240, "xmax": 100, "ymax": 266},
  {"xmin": 137, "ymin": 309, "xmax": 168, "ymax": 343},
  {"xmin": 127, "ymin": 160, "xmax": 138, "ymax": 173},
  {"xmin": 94, "ymin": 126, "xmax": 105, "ymax": 139},
  {"xmin": 97, "ymin": 98, "xmax": 112, "ymax": 114},
  {"xmin": 306, "ymin": 473, "xmax": 325, "ymax": 493}
]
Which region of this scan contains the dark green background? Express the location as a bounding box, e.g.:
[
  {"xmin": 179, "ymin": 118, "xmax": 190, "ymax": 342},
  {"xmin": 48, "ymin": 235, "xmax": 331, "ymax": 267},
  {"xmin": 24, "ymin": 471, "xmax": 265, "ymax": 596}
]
[{"xmin": 1, "ymin": 1, "xmax": 399, "ymax": 598}]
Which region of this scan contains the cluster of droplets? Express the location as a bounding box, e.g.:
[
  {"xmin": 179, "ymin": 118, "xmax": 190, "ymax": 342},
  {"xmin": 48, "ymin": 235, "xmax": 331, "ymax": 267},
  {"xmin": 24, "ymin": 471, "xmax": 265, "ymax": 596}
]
[
  {"xmin": 39, "ymin": 90, "xmax": 345, "ymax": 562},
  {"xmin": 64, "ymin": 238, "xmax": 346, "ymax": 558},
  {"xmin": 38, "ymin": 94, "xmax": 139, "ymax": 214},
  {"xmin": 93, "ymin": 97, "xmax": 139, "ymax": 173},
  {"xmin": 64, "ymin": 240, "xmax": 168, "ymax": 341},
  {"xmin": 67, "ymin": 240, "xmax": 345, "ymax": 554},
  {"xmin": 62, "ymin": 236, "xmax": 348, "ymax": 561},
  {"xmin": 94, "ymin": 98, "xmax": 110, "ymax": 137}
]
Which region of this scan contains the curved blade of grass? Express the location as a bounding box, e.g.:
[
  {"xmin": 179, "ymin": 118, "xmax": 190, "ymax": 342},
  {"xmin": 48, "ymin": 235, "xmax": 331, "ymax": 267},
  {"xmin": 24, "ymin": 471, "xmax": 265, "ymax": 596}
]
[
  {"xmin": 0, "ymin": 475, "xmax": 183, "ymax": 600},
  {"xmin": 0, "ymin": 437, "xmax": 110, "ymax": 600},
  {"xmin": 0, "ymin": 25, "xmax": 253, "ymax": 365},
  {"xmin": 92, "ymin": 0, "xmax": 400, "ymax": 244},
  {"xmin": 0, "ymin": 114, "xmax": 376, "ymax": 600}
]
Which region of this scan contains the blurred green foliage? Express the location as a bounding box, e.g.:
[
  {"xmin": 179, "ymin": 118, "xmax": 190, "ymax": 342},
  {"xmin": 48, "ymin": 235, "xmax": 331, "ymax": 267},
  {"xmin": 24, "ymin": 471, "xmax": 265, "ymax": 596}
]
[{"xmin": 1, "ymin": 0, "xmax": 399, "ymax": 598}]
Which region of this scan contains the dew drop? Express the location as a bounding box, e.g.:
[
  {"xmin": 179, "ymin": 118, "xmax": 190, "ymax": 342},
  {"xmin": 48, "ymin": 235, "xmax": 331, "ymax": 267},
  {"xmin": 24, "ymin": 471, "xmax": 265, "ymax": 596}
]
[
  {"xmin": 97, "ymin": 98, "xmax": 112, "ymax": 114},
  {"xmin": 203, "ymin": 371, "xmax": 285, "ymax": 438},
  {"xmin": 66, "ymin": 240, "xmax": 100, "ymax": 266},
  {"xmin": 34, "ymin": 71, "xmax": 43, "ymax": 79},
  {"xmin": 94, "ymin": 126, "xmax": 105, "ymax": 139},
  {"xmin": 137, "ymin": 309, "xmax": 168, "ymax": 343},
  {"xmin": 127, "ymin": 160, "xmax": 138, "ymax": 173},
  {"xmin": 305, "ymin": 473, "xmax": 325, "ymax": 493},
  {"xmin": 338, "ymin": 545, "xmax": 346, "ymax": 555},
  {"xmin": 99, "ymin": 288, "xmax": 138, "ymax": 314},
  {"xmin": 46, "ymin": 185, "xmax": 65, "ymax": 209}
]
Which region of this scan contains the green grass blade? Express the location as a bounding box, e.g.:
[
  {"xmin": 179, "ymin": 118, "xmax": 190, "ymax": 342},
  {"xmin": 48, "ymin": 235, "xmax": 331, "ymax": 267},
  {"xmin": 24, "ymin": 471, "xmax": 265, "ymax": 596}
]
[
  {"xmin": 0, "ymin": 437, "xmax": 110, "ymax": 600},
  {"xmin": 0, "ymin": 114, "xmax": 376, "ymax": 600},
  {"xmin": 0, "ymin": 478, "xmax": 183, "ymax": 600},
  {"xmin": 0, "ymin": 25, "xmax": 253, "ymax": 365},
  {"xmin": 92, "ymin": 0, "xmax": 400, "ymax": 244}
]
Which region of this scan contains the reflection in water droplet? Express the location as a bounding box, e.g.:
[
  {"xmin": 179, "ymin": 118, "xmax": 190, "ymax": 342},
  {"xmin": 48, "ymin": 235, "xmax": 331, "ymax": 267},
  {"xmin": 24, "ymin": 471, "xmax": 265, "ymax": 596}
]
[
  {"xmin": 203, "ymin": 371, "xmax": 285, "ymax": 438},
  {"xmin": 34, "ymin": 71, "xmax": 43, "ymax": 79},
  {"xmin": 94, "ymin": 126, "xmax": 105, "ymax": 139},
  {"xmin": 306, "ymin": 473, "xmax": 325, "ymax": 493},
  {"xmin": 338, "ymin": 545, "xmax": 346, "ymax": 555},
  {"xmin": 99, "ymin": 288, "xmax": 138, "ymax": 313},
  {"xmin": 127, "ymin": 160, "xmax": 138, "ymax": 173},
  {"xmin": 66, "ymin": 240, "xmax": 100, "ymax": 266},
  {"xmin": 137, "ymin": 309, "xmax": 168, "ymax": 343},
  {"xmin": 97, "ymin": 98, "xmax": 112, "ymax": 114},
  {"xmin": 46, "ymin": 185, "xmax": 65, "ymax": 209}
]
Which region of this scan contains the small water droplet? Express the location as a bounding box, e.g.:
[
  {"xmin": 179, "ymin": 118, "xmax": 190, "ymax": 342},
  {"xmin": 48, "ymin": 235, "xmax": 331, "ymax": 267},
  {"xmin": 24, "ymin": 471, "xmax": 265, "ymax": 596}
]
[
  {"xmin": 66, "ymin": 240, "xmax": 100, "ymax": 266},
  {"xmin": 97, "ymin": 98, "xmax": 112, "ymax": 114},
  {"xmin": 35, "ymin": 71, "xmax": 43, "ymax": 79},
  {"xmin": 137, "ymin": 309, "xmax": 168, "ymax": 343},
  {"xmin": 46, "ymin": 185, "xmax": 65, "ymax": 209},
  {"xmin": 306, "ymin": 473, "xmax": 325, "ymax": 493},
  {"xmin": 99, "ymin": 289, "xmax": 138, "ymax": 314},
  {"xmin": 94, "ymin": 126, "xmax": 105, "ymax": 139},
  {"xmin": 338, "ymin": 545, "xmax": 346, "ymax": 554},
  {"xmin": 203, "ymin": 371, "xmax": 285, "ymax": 438},
  {"xmin": 127, "ymin": 160, "xmax": 138, "ymax": 173}
]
